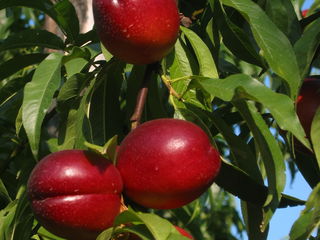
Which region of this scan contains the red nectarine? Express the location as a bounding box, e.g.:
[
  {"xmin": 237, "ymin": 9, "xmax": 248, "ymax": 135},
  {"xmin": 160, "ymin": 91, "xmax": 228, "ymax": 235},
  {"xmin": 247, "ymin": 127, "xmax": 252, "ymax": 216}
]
[
  {"xmin": 116, "ymin": 118, "xmax": 221, "ymax": 209},
  {"xmin": 92, "ymin": 0, "xmax": 180, "ymax": 64},
  {"xmin": 27, "ymin": 150, "xmax": 123, "ymax": 240}
]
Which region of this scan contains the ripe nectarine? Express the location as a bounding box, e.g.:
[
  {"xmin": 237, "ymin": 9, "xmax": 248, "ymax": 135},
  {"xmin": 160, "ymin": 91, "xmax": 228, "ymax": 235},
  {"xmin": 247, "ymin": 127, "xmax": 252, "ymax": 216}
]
[
  {"xmin": 117, "ymin": 118, "xmax": 221, "ymax": 209},
  {"xmin": 27, "ymin": 150, "xmax": 123, "ymax": 240},
  {"xmin": 92, "ymin": 0, "xmax": 180, "ymax": 64}
]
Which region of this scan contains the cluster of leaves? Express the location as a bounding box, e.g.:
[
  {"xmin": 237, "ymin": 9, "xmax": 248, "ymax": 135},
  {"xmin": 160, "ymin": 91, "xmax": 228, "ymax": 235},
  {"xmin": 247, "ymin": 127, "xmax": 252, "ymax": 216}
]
[{"xmin": 0, "ymin": 0, "xmax": 320, "ymax": 239}]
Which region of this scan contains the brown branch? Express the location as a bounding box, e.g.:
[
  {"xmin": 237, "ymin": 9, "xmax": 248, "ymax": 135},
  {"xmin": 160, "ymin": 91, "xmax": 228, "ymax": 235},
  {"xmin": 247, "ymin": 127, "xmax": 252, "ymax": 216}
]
[{"xmin": 130, "ymin": 62, "xmax": 159, "ymax": 130}]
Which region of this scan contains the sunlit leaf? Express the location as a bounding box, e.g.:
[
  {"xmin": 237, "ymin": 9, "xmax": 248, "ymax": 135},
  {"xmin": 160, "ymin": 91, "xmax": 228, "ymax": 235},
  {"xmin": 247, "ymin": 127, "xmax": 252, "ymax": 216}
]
[
  {"xmin": 221, "ymin": 0, "xmax": 301, "ymax": 98},
  {"xmin": 22, "ymin": 53, "xmax": 63, "ymax": 159},
  {"xmin": 289, "ymin": 183, "xmax": 320, "ymax": 240}
]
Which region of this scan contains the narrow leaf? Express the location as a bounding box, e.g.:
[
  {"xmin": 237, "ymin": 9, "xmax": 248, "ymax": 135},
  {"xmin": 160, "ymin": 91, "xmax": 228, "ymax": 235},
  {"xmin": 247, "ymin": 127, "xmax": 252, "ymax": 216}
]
[
  {"xmin": 114, "ymin": 210, "xmax": 190, "ymax": 240},
  {"xmin": 89, "ymin": 61, "xmax": 125, "ymax": 145},
  {"xmin": 0, "ymin": 30, "xmax": 64, "ymax": 52},
  {"xmin": 221, "ymin": 0, "xmax": 301, "ymax": 98},
  {"xmin": 310, "ymin": 107, "xmax": 320, "ymax": 171},
  {"xmin": 180, "ymin": 26, "xmax": 218, "ymax": 78},
  {"xmin": 195, "ymin": 74, "xmax": 310, "ymax": 149},
  {"xmin": 289, "ymin": 183, "xmax": 320, "ymax": 240},
  {"xmin": 0, "ymin": 73, "xmax": 33, "ymax": 106},
  {"xmin": 0, "ymin": 0, "xmax": 79, "ymax": 41},
  {"xmin": 294, "ymin": 18, "xmax": 320, "ymax": 77},
  {"xmin": 22, "ymin": 53, "xmax": 63, "ymax": 159},
  {"xmin": 265, "ymin": 0, "xmax": 301, "ymax": 43},
  {"xmin": 0, "ymin": 53, "xmax": 47, "ymax": 82},
  {"xmin": 234, "ymin": 100, "xmax": 285, "ymax": 231}
]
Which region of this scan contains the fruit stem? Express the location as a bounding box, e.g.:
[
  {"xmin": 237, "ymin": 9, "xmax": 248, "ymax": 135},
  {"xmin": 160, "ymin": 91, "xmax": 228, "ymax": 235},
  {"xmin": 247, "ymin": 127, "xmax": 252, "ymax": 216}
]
[{"xmin": 130, "ymin": 62, "xmax": 159, "ymax": 130}]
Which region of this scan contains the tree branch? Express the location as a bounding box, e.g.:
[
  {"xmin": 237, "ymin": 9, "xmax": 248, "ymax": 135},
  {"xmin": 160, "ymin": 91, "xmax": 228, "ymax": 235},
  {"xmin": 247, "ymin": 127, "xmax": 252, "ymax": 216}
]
[{"xmin": 130, "ymin": 62, "xmax": 159, "ymax": 130}]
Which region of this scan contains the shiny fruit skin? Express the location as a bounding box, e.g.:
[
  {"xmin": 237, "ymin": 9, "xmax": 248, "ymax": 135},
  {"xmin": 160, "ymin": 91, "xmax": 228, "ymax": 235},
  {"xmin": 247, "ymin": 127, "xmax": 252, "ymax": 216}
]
[
  {"xmin": 117, "ymin": 118, "xmax": 221, "ymax": 209},
  {"xmin": 92, "ymin": 0, "xmax": 180, "ymax": 65},
  {"xmin": 297, "ymin": 77, "xmax": 320, "ymax": 139},
  {"xmin": 27, "ymin": 150, "xmax": 123, "ymax": 240}
]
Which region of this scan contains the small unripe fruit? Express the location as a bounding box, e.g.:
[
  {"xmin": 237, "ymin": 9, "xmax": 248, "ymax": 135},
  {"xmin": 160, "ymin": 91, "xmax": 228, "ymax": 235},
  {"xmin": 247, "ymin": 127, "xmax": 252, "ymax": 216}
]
[
  {"xmin": 92, "ymin": 0, "xmax": 180, "ymax": 64},
  {"xmin": 117, "ymin": 118, "xmax": 221, "ymax": 209},
  {"xmin": 27, "ymin": 150, "xmax": 123, "ymax": 240}
]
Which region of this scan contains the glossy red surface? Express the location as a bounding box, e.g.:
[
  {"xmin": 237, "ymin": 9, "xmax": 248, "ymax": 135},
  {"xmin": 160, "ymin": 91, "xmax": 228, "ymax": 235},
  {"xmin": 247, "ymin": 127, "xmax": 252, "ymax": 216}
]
[
  {"xmin": 117, "ymin": 118, "xmax": 221, "ymax": 209},
  {"xmin": 92, "ymin": 0, "xmax": 180, "ymax": 64},
  {"xmin": 27, "ymin": 150, "xmax": 123, "ymax": 240}
]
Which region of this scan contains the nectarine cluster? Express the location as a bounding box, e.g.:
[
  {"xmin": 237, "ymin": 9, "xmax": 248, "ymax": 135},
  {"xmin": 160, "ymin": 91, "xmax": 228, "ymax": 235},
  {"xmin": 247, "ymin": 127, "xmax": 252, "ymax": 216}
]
[{"xmin": 27, "ymin": 119, "xmax": 221, "ymax": 239}]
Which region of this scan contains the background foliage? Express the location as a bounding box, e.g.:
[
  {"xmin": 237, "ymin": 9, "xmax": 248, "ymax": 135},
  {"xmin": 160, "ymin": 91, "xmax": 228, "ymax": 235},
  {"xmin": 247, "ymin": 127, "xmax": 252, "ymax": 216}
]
[{"xmin": 0, "ymin": 0, "xmax": 320, "ymax": 239}]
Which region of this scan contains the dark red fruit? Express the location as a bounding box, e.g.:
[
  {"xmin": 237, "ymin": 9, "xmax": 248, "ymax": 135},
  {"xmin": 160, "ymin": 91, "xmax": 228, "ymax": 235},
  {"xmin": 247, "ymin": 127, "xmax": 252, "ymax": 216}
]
[
  {"xmin": 27, "ymin": 150, "xmax": 123, "ymax": 240},
  {"xmin": 297, "ymin": 77, "xmax": 320, "ymax": 139},
  {"xmin": 117, "ymin": 118, "xmax": 221, "ymax": 209},
  {"xmin": 92, "ymin": 0, "xmax": 180, "ymax": 64}
]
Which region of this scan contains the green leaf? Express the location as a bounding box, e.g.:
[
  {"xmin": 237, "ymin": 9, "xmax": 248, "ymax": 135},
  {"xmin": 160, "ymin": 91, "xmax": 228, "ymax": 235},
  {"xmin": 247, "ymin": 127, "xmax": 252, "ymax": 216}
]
[
  {"xmin": 57, "ymin": 73, "xmax": 89, "ymax": 109},
  {"xmin": 265, "ymin": 0, "xmax": 301, "ymax": 43},
  {"xmin": 294, "ymin": 150, "xmax": 320, "ymax": 188},
  {"xmin": 289, "ymin": 183, "xmax": 320, "ymax": 240},
  {"xmin": 0, "ymin": 73, "xmax": 33, "ymax": 106},
  {"xmin": 195, "ymin": 74, "xmax": 310, "ymax": 149},
  {"xmin": 0, "ymin": 53, "xmax": 47, "ymax": 82},
  {"xmin": 57, "ymin": 73, "xmax": 95, "ymax": 150},
  {"xmin": 84, "ymin": 135, "xmax": 118, "ymax": 165},
  {"xmin": 22, "ymin": 53, "xmax": 63, "ymax": 159},
  {"xmin": 0, "ymin": 30, "xmax": 64, "ymax": 52},
  {"xmin": 62, "ymin": 47, "xmax": 91, "ymax": 78},
  {"xmin": 168, "ymin": 37, "xmax": 197, "ymax": 99},
  {"xmin": 74, "ymin": 77, "xmax": 97, "ymax": 149},
  {"xmin": 221, "ymin": 0, "xmax": 301, "ymax": 98},
  {"xmin": 241, "ymin": 201, "xmax": 268, "ymax": 240},
  {"xmin": 9, "ymin": 191, "xmax": 34, "ymax": 240},
  {"xmin": 89, "ymin": 61, "xmax": 126, "ymax": 145},
  {"xmin": 0, "ymin": 179, "xmax": 11, "ymax": 206},
  {"xmin": 218, "ymin": 3, "xmax": 266, "ymax": 68},
  {"xmin": 146, "ymin": 77, "xmax": 169, "ymax": 119},
  {"xmin": 0, "ymin": 0, "xmax": 79, "ymax": 42},
  {"xmin": 210, "ymin": 112, "xmax": 263, "ymax": 182},
  {"xmin": 96, "ymin": 228, "xmax": 113, "ymax": 240},
  {"xmin": 114, "ymin": 210, "xmax": 191, "ymax": 240},
  {"xmin": 53, "ymin": 0, "xmax": 79, "ymax": 42},
  {"xmin": 310, "ymin": 107, "xmax": 320, "ymax": 172},
  {"xmin": 170, "ymin": 37, "xmax": 198, "ymax": 77},
  {"xmin": 0, "ymin": 201, "xmax": 17, "ymax": 240},
  {"xmin": 215, "ymin": 160, "xmax": 303, "ymax": 208},
  {"xmin": 234, "ymin": 100, "xmax": 285, "ymax": 231},
  {"xmin": 294, "ymin": 18, "xmax": 320, "ymax": 77},
  {"xmin": 180, "ymin": 26, "xmax": 218, "ymax": 78}
]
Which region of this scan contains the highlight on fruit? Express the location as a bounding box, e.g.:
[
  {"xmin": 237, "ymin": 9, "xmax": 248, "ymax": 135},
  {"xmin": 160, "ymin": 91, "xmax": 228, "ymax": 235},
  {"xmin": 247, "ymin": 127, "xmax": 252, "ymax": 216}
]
[
  {"xmin": 92, "ymin": 0, "xmax": 180, "ymax": 64},
  {"xmin": 27, "ymin": 150, "xmax": 123, "ymax": 240},
  {"xmin": 117, "ymin": 118, "xmax": 221, "ymax": 209}
]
